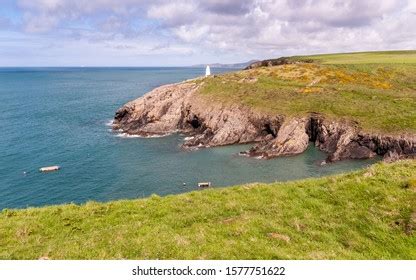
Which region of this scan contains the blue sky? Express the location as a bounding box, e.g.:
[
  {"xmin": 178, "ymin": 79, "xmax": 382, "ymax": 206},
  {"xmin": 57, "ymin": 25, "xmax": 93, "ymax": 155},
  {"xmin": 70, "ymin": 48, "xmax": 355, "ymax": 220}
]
[{"xmin": 0, "ymin": 0, "xmax": 415, "ymax": 66}]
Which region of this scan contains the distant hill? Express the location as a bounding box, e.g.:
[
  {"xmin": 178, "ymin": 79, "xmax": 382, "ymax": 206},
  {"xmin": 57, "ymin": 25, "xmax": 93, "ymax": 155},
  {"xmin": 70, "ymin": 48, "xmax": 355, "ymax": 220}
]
[{"xmin": 190, "ymin": 60, "xmax": 259, "ymax": 69}]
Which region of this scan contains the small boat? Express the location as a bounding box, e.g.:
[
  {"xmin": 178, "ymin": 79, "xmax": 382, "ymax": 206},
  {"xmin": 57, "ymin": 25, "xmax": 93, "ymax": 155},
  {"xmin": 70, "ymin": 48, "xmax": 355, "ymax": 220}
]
[
  {"xmin": 39, "ymin": 166, "xmax": 60, "ymax": 172},
  {"xmin": 198, "ymin": 182, "xmax": 211, "ymax": 188},
  {"xmin": 205, "ymin": 65, "xmax": 211, "ymax": 77}
]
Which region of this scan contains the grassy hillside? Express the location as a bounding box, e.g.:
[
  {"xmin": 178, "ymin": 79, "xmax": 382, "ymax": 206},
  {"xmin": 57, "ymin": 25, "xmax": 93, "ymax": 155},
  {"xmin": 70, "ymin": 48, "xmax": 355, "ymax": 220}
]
[
  {"xmin": 1, "ymin": 160, "xmax": 415, "ymax": 260},
  {"xmin": 199, "ymin": 50, "xmax": 416, "ymax": 133},
  {"xmin": 300, "ymin": 50, "xmax": 416, "ymax": 64}
]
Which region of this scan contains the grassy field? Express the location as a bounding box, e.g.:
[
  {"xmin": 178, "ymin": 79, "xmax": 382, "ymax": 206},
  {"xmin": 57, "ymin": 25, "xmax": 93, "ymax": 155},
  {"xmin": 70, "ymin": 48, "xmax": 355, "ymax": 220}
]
[
  {"xmin": 300, "ymin": 50, "xmax": 416, "ymax": 64},
  {"xmin": 199, "ymin": 51, "xmax": 416, "ymax": 133},
  {"xmin": 1, "ymin": 160, "xmax": 415, "ymax": 259}
]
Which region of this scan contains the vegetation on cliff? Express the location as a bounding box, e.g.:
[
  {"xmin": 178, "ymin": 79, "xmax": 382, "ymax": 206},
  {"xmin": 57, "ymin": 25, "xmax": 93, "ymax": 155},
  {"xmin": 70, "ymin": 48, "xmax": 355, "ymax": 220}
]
[
  {"xmin": 199, "ymin": 51, "xmax": 416, "ymax": 133},
  {"xmin": 1, "ymin": 160, "xmax": 415, "ymax": 259}
]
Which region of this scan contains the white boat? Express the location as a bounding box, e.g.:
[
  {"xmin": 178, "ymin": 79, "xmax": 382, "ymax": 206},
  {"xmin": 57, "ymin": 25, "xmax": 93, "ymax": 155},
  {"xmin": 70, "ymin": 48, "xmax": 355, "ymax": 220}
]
[
  {"xmin": 39, "ymin": 166, "xmax": 60, "ymax": 172},
  {"xmin": 198, "ymin": 182, "xmax": 211, "ymax": 188},
  {"xmin": 205, "ymin": 65, "xmax": 211, "ymax": 77}
]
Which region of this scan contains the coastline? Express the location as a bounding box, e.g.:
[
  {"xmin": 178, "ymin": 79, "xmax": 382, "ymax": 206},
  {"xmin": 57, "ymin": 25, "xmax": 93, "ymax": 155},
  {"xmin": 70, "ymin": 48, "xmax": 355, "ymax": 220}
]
[{"xmin": 113, "ymin": 81, "xmax": 416, "ymax": 163}]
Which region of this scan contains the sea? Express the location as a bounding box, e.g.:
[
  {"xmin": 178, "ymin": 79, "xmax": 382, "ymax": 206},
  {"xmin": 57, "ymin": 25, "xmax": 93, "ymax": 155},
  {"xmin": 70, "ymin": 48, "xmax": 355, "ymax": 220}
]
[{"xmin": 0, "ymin": 67, "xmax": 378, "ymax": 209}]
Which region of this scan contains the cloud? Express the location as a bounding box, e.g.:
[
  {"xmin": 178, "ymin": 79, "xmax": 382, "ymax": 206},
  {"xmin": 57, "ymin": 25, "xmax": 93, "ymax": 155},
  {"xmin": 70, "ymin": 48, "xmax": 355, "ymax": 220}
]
[
  {"xmin": 142, "ymin": 0, "xmax": 412, "ymax": 57},
  {"xmin": 23, "ymin": 13, "xmax": 59, "ymax": 33},
  {"xmin": 1, "ymin": 0, "xmax": 414, "ymax": 66},
  {"xmin": 200, "ymin": 0, "xmax": 253, "ymax": 15},
  {"xmin": 275, "ymin": 0, "xmax": 401, "ymax": 27},
  {"xmin": 173, "ymin": 25, "xmax": 209, "ymax": 43},
  {"xmin": 147, "ymin": 2, "xmax": 198, "ymax": 27}
]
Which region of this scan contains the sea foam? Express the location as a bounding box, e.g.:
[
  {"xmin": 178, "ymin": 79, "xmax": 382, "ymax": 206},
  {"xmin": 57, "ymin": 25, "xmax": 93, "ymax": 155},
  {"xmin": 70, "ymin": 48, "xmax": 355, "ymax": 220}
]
[
  {"xmin": 105, "ymin": 120, "xmax": 114, "ymax": 127},
  {"xmin": 115, "ymin": 133, "xmax": 141, "ymax": 138}
]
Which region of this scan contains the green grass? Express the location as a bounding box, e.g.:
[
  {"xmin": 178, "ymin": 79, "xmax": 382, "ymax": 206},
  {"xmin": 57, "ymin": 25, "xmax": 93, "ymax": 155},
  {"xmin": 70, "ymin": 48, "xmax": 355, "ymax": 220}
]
[
  {"xmin": 1, "ymin": 160, "xmax": 415, "ymax": 260},
  {"xmin": 198, "ymin": 51, "xmax": 416, "ymax": 133},
  {"xmin": 300, "ymin": 50, "xmax": 416, "ymax": 64}
]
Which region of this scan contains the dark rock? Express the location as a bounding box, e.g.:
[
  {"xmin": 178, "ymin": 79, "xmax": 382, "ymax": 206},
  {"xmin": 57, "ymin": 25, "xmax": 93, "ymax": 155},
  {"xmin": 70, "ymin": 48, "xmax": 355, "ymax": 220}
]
[
  {"xmin": 340, "ymin": 142, "xmax": 376, "ymax": 159},
  {"xmin": 383, "ymin": 150, "xmax": 401, "ymax": 163},
  {"xmin": 244, "ymin": 57, "xmax": 313, "ymax": 70}
]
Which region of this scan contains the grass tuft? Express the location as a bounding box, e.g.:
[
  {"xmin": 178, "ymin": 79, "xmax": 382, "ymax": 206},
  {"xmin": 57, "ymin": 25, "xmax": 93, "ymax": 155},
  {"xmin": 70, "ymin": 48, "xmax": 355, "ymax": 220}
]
[{"xmin": 405, "ymin": 178, "xmax": 416, "ymax": 191}]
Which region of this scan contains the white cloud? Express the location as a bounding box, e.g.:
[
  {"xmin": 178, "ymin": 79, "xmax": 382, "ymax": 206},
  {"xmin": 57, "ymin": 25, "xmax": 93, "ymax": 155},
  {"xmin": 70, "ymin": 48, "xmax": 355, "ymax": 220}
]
[
  {"xmin": 173, "ymin": 25, "xmax": 209, "ymax": 43},
  {"xmin": 147, "ymin": 2, "xmax": 197, "ymax": 26},
  {"xmin": 3, "ymin": 0, "xmax": 415, "ymax": 65},
  {"xmin": 23, "ymin": 13, "xmax": 59, "ymax": 33}
]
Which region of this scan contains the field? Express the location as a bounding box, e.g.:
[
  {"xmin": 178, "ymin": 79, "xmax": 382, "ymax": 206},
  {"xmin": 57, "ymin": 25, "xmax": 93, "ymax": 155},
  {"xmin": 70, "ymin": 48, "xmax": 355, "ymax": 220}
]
[
  {"xmin": 300, "ymin": 50, "xmax": 416, "ymax": 64},
  {"xmin": 1, "ymin": 160, "xmax": 415, "ymax": 259},
  {"xmin": 199, "ymin": 51, "xmax": 416, "ymax": 133}
]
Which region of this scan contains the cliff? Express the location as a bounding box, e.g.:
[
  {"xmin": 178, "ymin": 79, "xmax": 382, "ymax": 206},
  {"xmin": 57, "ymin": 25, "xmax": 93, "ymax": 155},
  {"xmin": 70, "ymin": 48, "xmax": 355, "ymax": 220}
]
[{"xmin": 113, "ymin": 81, "xmax": 415, "ymax": 162}]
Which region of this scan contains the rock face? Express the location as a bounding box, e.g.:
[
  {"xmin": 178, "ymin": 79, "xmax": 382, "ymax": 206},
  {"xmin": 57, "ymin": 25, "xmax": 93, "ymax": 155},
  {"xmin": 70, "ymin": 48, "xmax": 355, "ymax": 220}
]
[
  {"xmin": 310, "ymin": 117, "xmax": 377, "ymax": 162},
  {"xmin": 248, "ymin": 118, "xmax": 310, "ymax": 158},
  {"xmin": 114, "ymin": 82, "xmax": 280, "ymax": 147},
  {"xmin": 114, "ymin": 82, "xmax": 416, "ymax": 162},
  {"xmin": 244, "ymin": 57, "xmax": 313, "ymax": 70},
  {"xmin": 114, "ymin": 83, "xmax": 197, "ymax": 136}
]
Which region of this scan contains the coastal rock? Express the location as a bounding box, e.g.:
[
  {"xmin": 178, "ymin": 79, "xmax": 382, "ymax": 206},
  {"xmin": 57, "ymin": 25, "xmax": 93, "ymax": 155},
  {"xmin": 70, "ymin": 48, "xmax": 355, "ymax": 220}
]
[
  {"xmin": 358, "ymin": 134, "xmax": 416, "ymax": 161},
  {"xmin": 114, "ymin": 82, "xmax": 282, "ymax": 147},
  {"xmin": 113, "ymin": 83, "xmax": 198, "ymax": 136},
  {"xmin": 244, "ymin": 57, "xmax": 313, "ymax": 70},
  {"xmin": 248, "ymin": 118, "xmax": 309, "ymax": 158},
  {"xmin": 311, "ymin": 117, "xmax": 376, "ymax": 162},
  {"xmin": 114, "ymin": 82, "xmax": 416, "ymax": 162},
  {"xmin": 383, "ymin": 150, "xmax": 401, "ymax": 163}
]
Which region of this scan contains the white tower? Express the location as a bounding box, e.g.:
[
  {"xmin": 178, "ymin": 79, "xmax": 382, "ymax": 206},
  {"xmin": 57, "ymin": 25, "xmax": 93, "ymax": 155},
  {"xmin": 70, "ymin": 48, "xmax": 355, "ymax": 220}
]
[{"xmin": 205, "ymin": 65, "xmax": 211, "ymax": 77}]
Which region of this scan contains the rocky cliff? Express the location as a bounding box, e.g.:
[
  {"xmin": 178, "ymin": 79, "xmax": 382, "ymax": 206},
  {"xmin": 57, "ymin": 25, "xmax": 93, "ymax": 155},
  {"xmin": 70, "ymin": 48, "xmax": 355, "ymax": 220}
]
[{"xmin": 113, "ymin": 82, "xmax": 416, "ymax": 162}]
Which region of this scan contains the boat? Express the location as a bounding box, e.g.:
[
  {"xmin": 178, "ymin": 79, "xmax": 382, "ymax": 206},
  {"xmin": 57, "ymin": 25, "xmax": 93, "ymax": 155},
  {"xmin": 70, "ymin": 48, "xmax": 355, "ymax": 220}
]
[
  {"xmin": 39, "ymin": 166, "xmax": 60, "ymax": 172},
  {"xmin": 198, "ymin": 182, "xmax": 211, "ymax": 188},
  {"xmin": 205, "ymin": 65, "xmax": 211, "ymax": 77}
]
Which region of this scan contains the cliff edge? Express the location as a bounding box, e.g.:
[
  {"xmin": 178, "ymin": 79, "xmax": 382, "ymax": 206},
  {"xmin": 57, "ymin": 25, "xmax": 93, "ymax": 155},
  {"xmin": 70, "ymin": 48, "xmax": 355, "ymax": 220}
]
[{"xmin": 113, "ymin": 81, "xmax": 415, "ymax": 162}]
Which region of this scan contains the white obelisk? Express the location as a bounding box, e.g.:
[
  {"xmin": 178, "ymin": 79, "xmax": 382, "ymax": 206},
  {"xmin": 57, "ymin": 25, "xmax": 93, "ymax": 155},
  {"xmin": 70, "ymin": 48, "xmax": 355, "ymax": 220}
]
[{"xmin": 205, "ymin": 65, "xmax": 211, "ymax": 77}]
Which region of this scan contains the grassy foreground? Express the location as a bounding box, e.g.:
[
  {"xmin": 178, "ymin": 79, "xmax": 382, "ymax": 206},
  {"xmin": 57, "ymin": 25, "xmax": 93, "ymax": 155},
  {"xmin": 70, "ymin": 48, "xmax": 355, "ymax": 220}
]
[
  {"xmin": 1, "ymin": 160, "xmax": 415, "ymax": 260},
  {"xmin": 199, "ymin": 50, "xmax": 416, "ymax": 133}
]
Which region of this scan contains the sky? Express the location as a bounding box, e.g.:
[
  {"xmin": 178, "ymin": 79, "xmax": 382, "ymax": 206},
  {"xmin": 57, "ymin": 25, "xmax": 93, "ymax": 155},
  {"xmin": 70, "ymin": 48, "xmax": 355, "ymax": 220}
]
[{"xmin": 0, "ymin": 0, "xmax": 415, "ymax": 66}]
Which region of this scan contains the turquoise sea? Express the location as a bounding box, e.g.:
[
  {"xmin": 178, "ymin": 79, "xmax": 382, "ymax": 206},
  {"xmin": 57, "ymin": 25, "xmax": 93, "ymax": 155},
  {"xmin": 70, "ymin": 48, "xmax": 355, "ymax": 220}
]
[{"xmin": 0, "ymin": 67, "xmax": 378, "ymax": 209}]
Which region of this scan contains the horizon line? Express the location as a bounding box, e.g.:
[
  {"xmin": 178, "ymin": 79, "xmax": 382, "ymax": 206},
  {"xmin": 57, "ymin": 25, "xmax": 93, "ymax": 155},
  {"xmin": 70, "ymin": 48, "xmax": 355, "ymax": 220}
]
[{"xmin": 0, "ymin": 65, "xmax": 237, "ymax": 68}]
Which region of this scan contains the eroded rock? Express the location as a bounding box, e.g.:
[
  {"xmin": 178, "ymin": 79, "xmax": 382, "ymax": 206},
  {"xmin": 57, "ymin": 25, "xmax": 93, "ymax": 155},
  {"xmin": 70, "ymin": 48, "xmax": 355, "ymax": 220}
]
[
  {"xmin": 114, "ymin": 82, "xmax": 281, "ymax": 147},
  {"xmin": 113, "ymin": 82, "xmax": 416, "ymax": 162},
  {"xmin": 248, "ymin": 118, "xmax": 309, "ymax": 158}
]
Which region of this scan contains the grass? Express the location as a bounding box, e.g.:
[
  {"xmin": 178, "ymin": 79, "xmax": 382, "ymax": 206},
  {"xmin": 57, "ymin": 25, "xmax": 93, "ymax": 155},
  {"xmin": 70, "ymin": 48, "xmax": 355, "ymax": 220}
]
[
  {"xmin": 1, "ymin": 160, "xmax": 415, "ymax": 260},
  {"xmin": 300, "ymin": 50, "xmax": 416, "ymax": 64},
  {"xmin": 198, "ymin": 50, "xmax": 416, "ymax": 133}
]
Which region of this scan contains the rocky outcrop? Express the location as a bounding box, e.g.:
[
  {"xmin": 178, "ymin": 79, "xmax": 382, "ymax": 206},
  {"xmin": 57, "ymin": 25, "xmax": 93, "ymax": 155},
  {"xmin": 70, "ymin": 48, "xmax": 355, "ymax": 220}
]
[
  {"xmin": 310, "ymin": 117, "xmax": 377, "ymax": 161},
  {"xmin": 244, "ymin": 57, "xmax": 313, "ymax": 70},
  {"xmin": 114, "ymin": 82, "xmax": 416, "ymax": 162},
  {"xmin": 357, "ymin": 134, "xmax": 416, "ymax": 162},
  {"xmin": 114, "ymin": 82, "xmax": 282, "ymax": 148},
  {"xmin": 114, "ymin": 83, "xmax": 197, "ymax": 136},
  {"xmin": 247, "ymin": 118, "xmax": 310, "ymax": 158}
]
